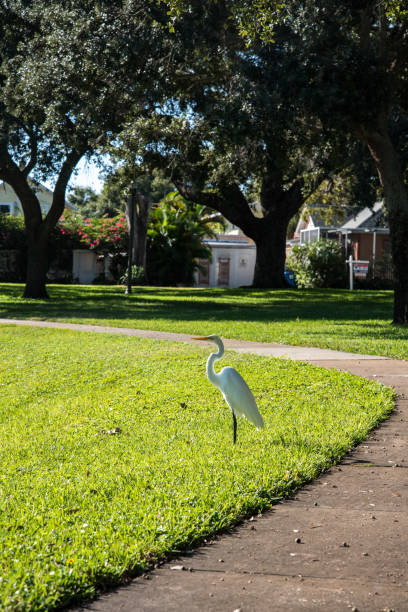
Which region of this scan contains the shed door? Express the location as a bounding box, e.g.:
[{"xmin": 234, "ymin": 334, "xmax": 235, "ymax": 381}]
[{"xmin": 217, "ymin": 257, "xmax": 230, "ymax": 286}]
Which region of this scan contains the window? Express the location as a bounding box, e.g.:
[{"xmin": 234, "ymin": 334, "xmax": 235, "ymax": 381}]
[
  {"xmin": 300, "ymin": 228, "xmax": 320, "ymax": 244},
  {"xmin": 0, "ymin": 204, "xmax": 11, "ymax": 215}
]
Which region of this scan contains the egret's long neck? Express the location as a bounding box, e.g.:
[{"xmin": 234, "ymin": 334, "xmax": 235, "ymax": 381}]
[{"xmin": 206, "ymin": 341, "xmax": 224, "ymax": 389}]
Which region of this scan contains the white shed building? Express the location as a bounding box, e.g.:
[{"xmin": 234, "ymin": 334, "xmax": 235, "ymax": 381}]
[{"xmin": 195, "ymin": 234, "xmax": 256, "ymax": 288}]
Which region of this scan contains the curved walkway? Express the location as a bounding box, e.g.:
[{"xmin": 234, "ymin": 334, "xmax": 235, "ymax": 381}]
[
  {"xmin": 2, "ymin": 319, "xmax": 407, "ymax": 611},
  {"xmin": 0, "ymin": 317, "xmax": 389, "ymax": 361}
]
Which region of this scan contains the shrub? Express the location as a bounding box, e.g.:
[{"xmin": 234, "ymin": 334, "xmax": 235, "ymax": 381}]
[
  {"xmin": 58, "ymin": 213, "xmax": 128, "ymax": 254},
  {"xmin": 119, "ymin": 264, "xmax": 145, "ymax": 286},
  {"xmin": 147, "ymin": 192, "xmax": 214, "ymax": 286},
  {"xmin": 287, "ymin": 239, "xmax": 346, "ymax": 288},
  {"xmin": 0, "ymin": 214, "xmax": 26, "ymax": 250}
]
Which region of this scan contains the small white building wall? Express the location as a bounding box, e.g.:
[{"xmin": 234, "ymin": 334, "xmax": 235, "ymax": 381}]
[
  {"xmin": 72, "ymin": 250, "xmax": 114, "ymax": 284},
  {"xmin": 72, "ymin": 250, "xmax": 98, "ymax": 284},
  {"xmin": 0, "ymin": 183, "xmax": 22, "ymax": 216},
  {"xmin": 196, "ymin": 243, "xmax": 256, "ymax": 288}
]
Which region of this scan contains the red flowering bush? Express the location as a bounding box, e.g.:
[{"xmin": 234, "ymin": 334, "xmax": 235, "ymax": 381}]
[{"xmin": 57, "ymin": 213, "xmax": 128, "ymax": 254}]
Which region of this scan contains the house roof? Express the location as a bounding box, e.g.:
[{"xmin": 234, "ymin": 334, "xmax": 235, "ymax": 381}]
[
  {"xmin": 341, "ymin": 201, "xmax": 385, "ymax": 230},
  {"xmin": 204, "ymin": 233, "xmax": 255, "ymax": 247},
  {"xmin": 294, "ymin": 205, "xmax": 345, "ymax": 236},
  {"xmin": 214, "ymin": 233, "xmax": 253, "ymax": 243},
  {"xmin": 296, "ymin": 201, "xmax": 388, "ymax": 236}
]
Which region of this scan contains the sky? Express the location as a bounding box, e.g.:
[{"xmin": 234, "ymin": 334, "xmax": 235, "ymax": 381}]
[
  {"xmin": 68, "ymin": 156, "xmax": 105, "ymax": 194},
  {"xmin": 43, "ymin": 155, "xmax": 105, "ymax": 195}
]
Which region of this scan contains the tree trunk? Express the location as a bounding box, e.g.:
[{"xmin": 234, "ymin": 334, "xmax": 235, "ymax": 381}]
[
  {"xmin": 176, "ymin": 180, "xmax": 302, "ymax": 289},
  {"xmin": 23, "ymin": 237, "xmax": 49, "ymax": 299},
  {"xmin": 387, "ymin": 207, "xmax": 408, "ymax": 323},
  {"xmin": 251, "ymin": 180, "xmax": 304, "ymax": 288},
  {"xmin": 252, "ymin": 219, "xmax": 289, "ymax": 288},
  {"xmin": 362, "ymin": 121, "xmax": 408, "ymax": 323},
  {"xmin": 0, "ymin": 148, "xmax": 82, "ymax": 299},
  {"xmin": 133, "ymin": 193, "xmax": 151, "ymax": 270},
  {"xmin": 126, "ymin": 192, "xmax": 151, "ymax": 274}
]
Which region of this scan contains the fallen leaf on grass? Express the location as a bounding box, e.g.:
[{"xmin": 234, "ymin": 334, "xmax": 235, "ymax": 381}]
[{"xmin": 99, "ymin": 427, "xmax": 122, "ymax": 435}]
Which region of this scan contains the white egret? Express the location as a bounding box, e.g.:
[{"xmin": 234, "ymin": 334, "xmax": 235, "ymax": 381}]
[{"xmin": 193, "ymin": 335, "xmax": 264, "ymax": 443}]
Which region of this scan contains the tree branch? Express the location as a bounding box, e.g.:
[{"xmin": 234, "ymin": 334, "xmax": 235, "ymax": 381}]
[
  {"xmin": 175, "ymin": 180, "xmax": 261, "ymax": 239},
  {"xmin": 0, "ymin": 132, "xmax": 43, "ymax": 226},
  {"xmin": 300, "ymin": 174, "xmax": 327, "ymax": 204},
  {"xmin": 43, "ymin": 148, "xmax": 84, "ymax": 234},
  {"xmin": 21, "ymin": 127, "xmax": 38, "ymax": 178}
]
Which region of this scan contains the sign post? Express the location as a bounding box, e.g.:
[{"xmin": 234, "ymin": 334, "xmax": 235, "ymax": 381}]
[
  {"xmin": 347, "ymin": 257, "xmax": 369, "ymax": 290},
  {"xmin": 348, "ymin": 255, "xmax": 353, "ymax": 290},
  {"xmin": 125, "ymin": 185, "xmax": 136, "ymax": 295}
]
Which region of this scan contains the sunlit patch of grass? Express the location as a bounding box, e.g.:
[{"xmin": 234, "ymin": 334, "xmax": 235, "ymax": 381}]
[
  {"xmin": 0, "ymin": 326, "xmax": 394, "ymax": 610},
  {"xmin": 0, "ymin": 283, "xmax": 406, "ymax": 358}
]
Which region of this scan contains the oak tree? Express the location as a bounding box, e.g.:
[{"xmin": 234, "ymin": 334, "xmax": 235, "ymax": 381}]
[
  {"xmin": 122, "ymin": 11, "xmax": 343, "ymax": 287},
  {"xmin": 0, "ymin": 0, "xmax": 170, "ymax": 297}
]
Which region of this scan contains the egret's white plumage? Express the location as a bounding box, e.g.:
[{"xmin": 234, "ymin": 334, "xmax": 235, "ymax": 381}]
[{"xmin": 193, "ymin": 334, "xmax": 264, "ymax": 443}]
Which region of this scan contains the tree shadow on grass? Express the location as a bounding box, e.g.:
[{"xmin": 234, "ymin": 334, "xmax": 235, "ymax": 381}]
[{"xmin": 0, "ymin": 283, "xmax": 394, "ymax": 329}]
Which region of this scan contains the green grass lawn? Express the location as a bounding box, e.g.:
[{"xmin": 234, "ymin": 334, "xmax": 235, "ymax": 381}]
[
  {"xmin": 0, "ymin": 283, "xmax": 407, "ymax": 358},
  {"xmin": 0, "ymin": 325, "xmax": 394, "ymax": 610}
]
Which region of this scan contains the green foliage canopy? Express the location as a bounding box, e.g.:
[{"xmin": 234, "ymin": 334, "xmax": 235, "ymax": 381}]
[
  {"xmin": 165, "ymin": 0, "xmax": 408, "ymax": 320},
  {"xmin": 122, "ymin": 9, "xmax": 357, "ymax": 287}
]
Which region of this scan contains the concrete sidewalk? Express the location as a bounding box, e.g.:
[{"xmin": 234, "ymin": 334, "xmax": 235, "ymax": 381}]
[
  {"xmin": 1, "ymin": 319, "xmax": 407, "ymax": 611},
  {"xmin": 0, "ymin": 317, "xmax": 387, "ymax": 361}
]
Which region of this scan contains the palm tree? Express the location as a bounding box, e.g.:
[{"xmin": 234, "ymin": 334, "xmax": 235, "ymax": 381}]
[{"xmin": 147, "ymin": 191, "xmax": 222, "ymax": 285}]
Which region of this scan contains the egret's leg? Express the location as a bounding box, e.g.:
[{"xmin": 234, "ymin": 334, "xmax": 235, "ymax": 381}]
[{"xmin": 232, "ymin": 411, "xmax": 237, "ymax": 444}]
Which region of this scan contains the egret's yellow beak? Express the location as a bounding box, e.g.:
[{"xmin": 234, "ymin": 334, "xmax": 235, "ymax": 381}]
[{"xmin": 192, "ymin": 336, "xmax": 209, "ymax": 341}]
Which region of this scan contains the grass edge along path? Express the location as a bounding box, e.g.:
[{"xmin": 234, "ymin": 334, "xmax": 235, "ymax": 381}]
[
  {"xmin": 0, "ymin": 325, "xmax": 395, "ymax": 610},
  {"xmin": 0, "ymin": 284, "xmax": 407, "ymax": 360}
]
